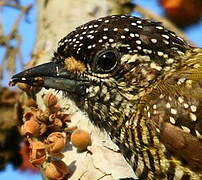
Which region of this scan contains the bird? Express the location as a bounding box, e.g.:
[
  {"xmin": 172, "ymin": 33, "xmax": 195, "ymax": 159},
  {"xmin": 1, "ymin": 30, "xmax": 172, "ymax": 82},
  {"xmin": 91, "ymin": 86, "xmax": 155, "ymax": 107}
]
[{"xmin": 10, "ymin": 15, "xmax": 202, "ymax": 179}]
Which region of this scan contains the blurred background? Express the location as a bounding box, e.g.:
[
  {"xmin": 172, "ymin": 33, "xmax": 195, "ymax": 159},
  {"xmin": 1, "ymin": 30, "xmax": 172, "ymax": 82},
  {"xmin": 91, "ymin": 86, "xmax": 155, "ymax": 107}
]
[{"xmin": 0, "ymin": 0, "xmax": 201, "ymax": 179}]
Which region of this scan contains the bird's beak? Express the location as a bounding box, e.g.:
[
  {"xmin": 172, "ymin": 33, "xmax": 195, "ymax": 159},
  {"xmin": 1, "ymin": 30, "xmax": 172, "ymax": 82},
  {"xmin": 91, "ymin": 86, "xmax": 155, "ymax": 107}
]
[{"xmin": 10, "ymin": 61, "xmax": 90, "ymax": 93}]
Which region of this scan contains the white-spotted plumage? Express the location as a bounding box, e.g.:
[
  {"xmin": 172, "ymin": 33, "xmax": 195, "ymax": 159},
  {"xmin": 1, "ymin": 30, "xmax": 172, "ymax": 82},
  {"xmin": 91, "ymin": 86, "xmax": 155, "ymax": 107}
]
[{"xmin": 51, "ymin": 15, "xmax": 202, "ymax": 180}]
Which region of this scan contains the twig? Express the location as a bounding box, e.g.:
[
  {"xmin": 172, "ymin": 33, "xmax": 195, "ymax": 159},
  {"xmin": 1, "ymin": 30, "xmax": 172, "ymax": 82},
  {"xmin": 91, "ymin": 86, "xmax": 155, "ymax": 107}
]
[
  {"xmin": 0, "ymin": 2, "xmax": 33, "ymax": 75},
  {"xmin": 7, "ymin": 3, "xmax": 33, "ymax": 38},
  {"xmin": 0, "ymin": 0, "xmax": 22, "ymax": 11}
]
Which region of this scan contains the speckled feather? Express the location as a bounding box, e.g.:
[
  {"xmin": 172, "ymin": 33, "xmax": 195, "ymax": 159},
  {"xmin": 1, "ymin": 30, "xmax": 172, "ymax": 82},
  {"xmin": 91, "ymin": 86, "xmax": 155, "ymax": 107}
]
[{"xmin": 12, "ymin": 15, "xmax": 202, "ymax": 179}]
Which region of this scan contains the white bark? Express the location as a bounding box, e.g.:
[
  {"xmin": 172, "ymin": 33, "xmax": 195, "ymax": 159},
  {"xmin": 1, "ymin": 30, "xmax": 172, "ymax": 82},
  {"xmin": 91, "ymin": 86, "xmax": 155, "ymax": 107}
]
[{"xmin": 33, "ymin": 0, "xmax": 137, "ymax": 179}]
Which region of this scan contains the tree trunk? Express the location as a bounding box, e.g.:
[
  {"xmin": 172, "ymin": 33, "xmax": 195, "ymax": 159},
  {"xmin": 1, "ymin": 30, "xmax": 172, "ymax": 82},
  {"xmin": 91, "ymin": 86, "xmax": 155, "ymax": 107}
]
[{"xmin": 31, "ymin": 0, "xmax": 137, "ymax": 179}]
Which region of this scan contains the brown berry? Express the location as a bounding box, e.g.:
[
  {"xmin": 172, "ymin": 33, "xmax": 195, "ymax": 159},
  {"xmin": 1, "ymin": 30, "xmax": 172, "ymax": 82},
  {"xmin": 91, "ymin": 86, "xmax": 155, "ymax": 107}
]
[
  {"xmin": 45, "ymin": 160, "xmax": 71, "ymax": 180},
  {"xmin": 29, "ymin": 140, "xmax": 46, "ymax": 165},
  {"xmin": 46, "ymin": 132, "xmax": 66, "ymax": 154},
  {"xmin": 70, "ymin": 129, "xmax": 91, "ymax": 151},
  {"xmin": 21, "ymin": 119, "xmax": 40, "ymax": 136}
]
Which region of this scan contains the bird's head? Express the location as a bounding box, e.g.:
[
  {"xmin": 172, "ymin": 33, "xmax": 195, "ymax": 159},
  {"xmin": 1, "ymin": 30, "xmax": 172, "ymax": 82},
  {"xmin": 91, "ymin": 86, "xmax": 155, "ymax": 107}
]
[{"xmin": 10, "ymin": 15, "xmax": 189, "ymax": 130}]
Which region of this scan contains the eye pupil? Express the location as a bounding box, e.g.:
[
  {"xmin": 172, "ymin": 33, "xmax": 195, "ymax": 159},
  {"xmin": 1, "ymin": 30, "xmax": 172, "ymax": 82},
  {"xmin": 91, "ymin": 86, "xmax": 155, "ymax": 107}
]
[{"xmin": 96, "ymin": 50, "xmax": 118, "ymax": 72}]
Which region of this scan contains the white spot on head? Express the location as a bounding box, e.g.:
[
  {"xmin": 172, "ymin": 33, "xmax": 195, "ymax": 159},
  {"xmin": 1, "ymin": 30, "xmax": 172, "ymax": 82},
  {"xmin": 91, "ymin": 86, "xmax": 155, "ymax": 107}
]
[
  {"xmin": 157, "ymin": 51, "xmax": 164, "ymax": 56},
  {"xmin": 136, "ymin": 40, "xmax": 141, "ymax": 45},
  {"xmin": 103, "ymin": 36, "xmax": 108, "ymax": 39},
  {"xmin": 89, "ymin": 30, "xmax": 95, "ymax": 34},
  {"xmin": 151, "ymin": 39, "xmax": 157, "ymax": 43},
  {"xmin": 156, "ymin": 26, "xmax": 163, "ymax": 30},
  {"xmin": 135, "ymin": 33, "xmax": 140, "ymax": 37},
  {"xmin": 104, "ymin": 19, "xmax": 110, "ymax": 23},
  {"xmin": 89, "ymin": 35, "xmax": 94, "ymax": 39},
  {"xmin": 130, "ymin": 33, "xmax": 135, "ymax": 38},
  {"xmin": 153, "ymin": 104, "xmax": 157, "ymax": 109},
  {"xmin": 160, "ymin": 94, "xmax": 164, "ymax": 99},
  {"xmin": 147, "ymin": 112, "xmax": 151, "ymax": 118},
  {"xmin": 181, "ymin": 126, "xmax": 190, "ymax": 133},
  {"xmin": 113, "ymin": 28, "xmax": 118, "ymax": 31},
  {"xmin": 195, "ymin": 130, "xmax": 201, "ymax": 138},
  {"xmin": 169, "ymin": 117, "xmax": 176, "ymax": 124},
  {"xmin": 138, "ymin": 25, "xmax": 143, "ymax": 29},
  {"xmin": 121, "ymin": 35, "xmax": 125, "ymax": 39},
  {"xmin": 124, "ymin": 28, "xmax": 129, "ymax": 32},
  {"xmin": 171, "ymin": 108, "xmax": 177, "ymax": 115},
  {"xmin": 170, "ymin": 33, "xmax": 176, "ymax": 37},
  {"xmin": 163, "ymin": 40, "xmax": 169, "ymax": 44},
  {"xmin": 166, "ymin": 103, "xmax": 171, "ymax": 108},
  {"xmin": 87, "ymin": 45, "xmax": 92, "ymax": 49},
  {"xmin": 177, "ymin": 36, "xmax": 184, "ymax": 41},
  {"xmin": 109, "ymin": 39, "xmax": 114, "ymax": 43},
  {"xmin": 131, "ymin": 22, "xmax": 137, "ymax": 26},
  {"xmin": 103, "ymin": 28, "xmax": 109, "ymax": 31},
  {"xmin": 190, "ymin": 105, "xmax": 197, "ymax": 112},
  {"xmin": 162, "ymin": 34, "xmax": 170, "ymax": 39},
  {"xmin": 190, "ymin": 113, "xmax": 197, "ymax": 121},
  {"xmin": 136, "ymin": 20, "xmax": 142, "ymax": 24},
  {"xmin": 178, "ymin": 97, "xmax": 184, "ymax": 103},
  {"xmin": 156, "ymin": 128, "xmax": 160, "ymax": 133},
  {"xmin": 98, "ymin": 39, "xmax": 103, "ymax": 43},
  {"xmin": 184, "ymin": 103, "xmax": 189, "ymax": 108}
]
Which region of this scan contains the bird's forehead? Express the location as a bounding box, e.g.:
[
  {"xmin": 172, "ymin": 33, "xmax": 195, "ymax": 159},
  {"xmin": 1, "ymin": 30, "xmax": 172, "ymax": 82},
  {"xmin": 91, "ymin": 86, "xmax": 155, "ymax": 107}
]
[{"xmin": 57, "ymin": 15, "xmax": 188, "ymax": 63}]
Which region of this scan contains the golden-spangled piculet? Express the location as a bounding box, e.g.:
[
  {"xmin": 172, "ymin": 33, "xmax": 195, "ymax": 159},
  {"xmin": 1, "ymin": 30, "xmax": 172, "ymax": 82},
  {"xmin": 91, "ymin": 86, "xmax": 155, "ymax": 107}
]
[{"xmin": 10, "ymin": 15, "xmax": 202, "ymax": 179}]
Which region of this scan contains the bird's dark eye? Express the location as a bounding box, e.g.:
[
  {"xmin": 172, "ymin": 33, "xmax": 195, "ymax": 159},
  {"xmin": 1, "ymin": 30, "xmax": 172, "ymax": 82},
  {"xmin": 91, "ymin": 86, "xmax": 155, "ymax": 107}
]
[{"xmin": 94, "ymin": 50, "xmax": 119, "ymax": 73}]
